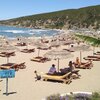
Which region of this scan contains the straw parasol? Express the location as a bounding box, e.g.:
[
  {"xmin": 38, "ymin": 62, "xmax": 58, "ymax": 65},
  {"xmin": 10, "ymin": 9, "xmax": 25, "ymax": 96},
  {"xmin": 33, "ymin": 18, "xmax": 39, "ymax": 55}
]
[
  {"xmin": 0, "ymin": 44, "xmax": 19, "ymax": 63},
  {"xmin": 44, "ymin": 49, "xmax": 74, "ymax": 72},
  {"xmin": 69, "ymin": 44, "xmax": 91, "ymax": 62},
  {"xmin": 34, "ymin": 41, "xmax": 50, "ymax": 57}
]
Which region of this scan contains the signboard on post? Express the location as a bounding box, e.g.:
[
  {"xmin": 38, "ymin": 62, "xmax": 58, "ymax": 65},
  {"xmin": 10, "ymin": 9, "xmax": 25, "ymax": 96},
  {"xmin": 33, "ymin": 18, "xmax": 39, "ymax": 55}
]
[
  {"xmin": 0, "ymin": 69, "xmax": 15, "ymax": 78},
  {"xmin": 0, "ymin": 69, "xmax": 15, "ymax": 96}
]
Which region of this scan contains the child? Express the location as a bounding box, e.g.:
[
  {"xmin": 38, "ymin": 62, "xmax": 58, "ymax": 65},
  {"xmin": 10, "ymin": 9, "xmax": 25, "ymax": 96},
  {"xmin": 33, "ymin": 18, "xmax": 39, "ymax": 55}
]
[{"xmin": 34, "ymin": 70, "xmax": 41, "ymax": 81}]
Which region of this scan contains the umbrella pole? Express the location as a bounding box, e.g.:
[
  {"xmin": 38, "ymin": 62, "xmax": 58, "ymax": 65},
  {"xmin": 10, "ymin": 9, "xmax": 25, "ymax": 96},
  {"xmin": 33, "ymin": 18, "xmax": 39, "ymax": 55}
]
[
  {"xmin": 38, "ymin": 49, "xmax": 40, "ymax": 57},
  {"xmin": 26, "ymin": 44, "xmax": 28, "ymax": 49},
  {"xmin": 57, "ymin": 58, "xmax": 59, "ymax": 72},
  {"xmin": 80, "ymin": 51, "xmax": 82, "ymax": 63},
  {"xmin": 7, "ymin": 57, "xmax": 9, "ymax": 63},
  {"xmin": 93, "ymin": 46, "xmax": 95, "ymax": 55}
]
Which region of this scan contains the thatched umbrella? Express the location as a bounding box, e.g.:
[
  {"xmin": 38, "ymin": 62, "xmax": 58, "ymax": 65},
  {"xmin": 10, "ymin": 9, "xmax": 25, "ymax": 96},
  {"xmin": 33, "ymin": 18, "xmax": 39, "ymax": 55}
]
[
  {"xmin": 68, "ymin": 44, "xmax": 91, "ymax": 62},
  {"xmin": 0, "ymin": 45, "xmax": 19, "ymax": 63},
  {"xmin": 44, "ymin": 49, "xmax": 73, "ymax": 72},
  {"xmin": 34, "ymin": 41, "xmax": 50, "ymax": 57}
]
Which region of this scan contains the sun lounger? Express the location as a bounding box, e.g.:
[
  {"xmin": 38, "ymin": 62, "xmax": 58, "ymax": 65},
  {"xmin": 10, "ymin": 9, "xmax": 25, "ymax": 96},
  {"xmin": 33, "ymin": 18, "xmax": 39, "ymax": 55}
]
[
  {"xmin": 63, "ymin": 49, "xmax": 75, "ymax": 52},
  {"xmin": 0, "ymin": 66, "xmax": 11, "ymax": 70},
  {"xmin": 21, "ymin": 48, "xmax": 35, "ymax": 53},
  {"xmin": 0, "ymin": 62, "xmax": 26, "ymax": 71},
  {"xmin": 10, "ymin": 64, "xmax": 20, "ymax": 71},
  {"xmin": 94, "ymin": 51, "xmax": 100, "ymax": 55},
  {"xmin": 18, "ymin": 62, "xmax": 26, "ymax": 69},
  {"xmin": 75, "ymin": 62, "xmax": 93, "ymax": 69},
  {"xmin": 31, "ymin": 56, "xmax": 50, "ymax": 63},
  {"xmin": 94, "ymin": 53, "xmax": 100, "ymax": 55},
  {"xmin": 83, "ymin": 57, "xmax": 100, "ymax": 61},
  {"xmin": 0, "ymin": 63, "xmax": 16, "ymax": 70},
  {"xmin": 15, "ymin": 42, "xmax": 26, "ymax": 46},
  {"xmin": 60, "ymin": 68, "xmax": 80, "ymax": 79},
  {"xmin": 0, "ymin": 52, "xmax": 15, "ymax": 57},
  {"xmin": 1, "ymin": 63, "xmax": 15, "ymax": 66},
  {"xmin": 87, "ymin": 56, "xmax": 100, "ymax": 58},
  {"xmin": 37, "ymin": 47, "xmax": 51, "ymax": 50},
  {"xmin": 0, "ymin": 52, "xmax": 7, "ymax": 54},
  {"xmin": 97, "ymin": 51, "xmax": 100, "ymax": 53},
  {"xmin": 42, "ymin": 72, "xmax": 72, "ymax": 84},
  {"xmin": 0, "ymin": 54, "xmax": 7, "ymax": 57}
]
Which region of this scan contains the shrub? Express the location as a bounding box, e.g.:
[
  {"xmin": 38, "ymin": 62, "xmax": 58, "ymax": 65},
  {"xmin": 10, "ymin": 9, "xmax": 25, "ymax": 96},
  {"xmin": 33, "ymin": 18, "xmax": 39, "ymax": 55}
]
[{"xmin": 46, "ymin": 92, "xmax": 100, "ymax": 100}]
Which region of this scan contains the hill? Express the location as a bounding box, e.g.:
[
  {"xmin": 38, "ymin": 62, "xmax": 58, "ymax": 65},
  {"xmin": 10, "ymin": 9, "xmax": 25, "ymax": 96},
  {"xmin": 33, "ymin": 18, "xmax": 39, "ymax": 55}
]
[{"xmin": 0, "ymin": 5, "xmax": 100, "ymax": 30}]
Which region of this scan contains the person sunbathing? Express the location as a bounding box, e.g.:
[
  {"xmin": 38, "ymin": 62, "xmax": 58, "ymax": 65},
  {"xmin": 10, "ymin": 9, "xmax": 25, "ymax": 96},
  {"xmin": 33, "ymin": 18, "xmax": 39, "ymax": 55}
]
[
  {"xmin": 81, "ymin": 59, "xmax": 93, "ymax": 69},
  {"xmin": 73, "ymin": 57, "xmax": 81, "ymax": 67},
  {"xmin": 60, "ymin": 61, "xmax": 80, "ymax": 78},
  {"xmin": 60, "ymin": 61, "xmax": 75, "ymax": 73}
]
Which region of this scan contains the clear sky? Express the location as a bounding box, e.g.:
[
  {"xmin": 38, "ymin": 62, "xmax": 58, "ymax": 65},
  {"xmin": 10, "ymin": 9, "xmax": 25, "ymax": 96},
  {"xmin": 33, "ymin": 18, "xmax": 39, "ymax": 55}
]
[{"xmin": 0, "ymin": 0, "xmax": 100, "ymax": 20}]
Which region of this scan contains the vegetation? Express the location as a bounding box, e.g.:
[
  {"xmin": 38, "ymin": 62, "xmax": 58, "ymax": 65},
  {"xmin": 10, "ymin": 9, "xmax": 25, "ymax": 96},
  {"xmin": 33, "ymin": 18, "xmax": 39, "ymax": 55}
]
[
  {"xmin": 46, "ymin": 92, "xmax": 100, "ymax": 100},
  {"xmin": 0, "ymin": 5, "xmax": 100, "ymax": 30},
  {"xmin": 75, "ymin": 34, "xmax": 100, "ymax": 47}
]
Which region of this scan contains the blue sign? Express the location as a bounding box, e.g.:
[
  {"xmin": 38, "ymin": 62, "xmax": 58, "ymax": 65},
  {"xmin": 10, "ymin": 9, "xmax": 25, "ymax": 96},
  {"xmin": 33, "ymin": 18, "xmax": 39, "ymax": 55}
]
[{"xmin": 0, "ymin": 69, "xmax": 15, "ymax": 78}]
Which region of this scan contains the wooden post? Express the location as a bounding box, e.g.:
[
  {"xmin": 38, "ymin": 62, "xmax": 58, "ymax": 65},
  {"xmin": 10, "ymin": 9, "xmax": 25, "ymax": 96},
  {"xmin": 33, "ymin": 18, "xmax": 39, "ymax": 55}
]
[
  {"xmin": 80, "ymin": 51, "xmax": 82, "ymax": 63},
  {"xmin": 93, "ymin": 46, "xmax": 95, "ymax": 55},
  {"xmin": 57, "ymin": 58, "xmax": 60, "ymax": 72},
  {"xmin": 7, "ymin": 57, "xmax": 9, "ymax": 63},
  {"xmin": 38, "ymin": 49, "xmax": 40, "ymax": 57}
]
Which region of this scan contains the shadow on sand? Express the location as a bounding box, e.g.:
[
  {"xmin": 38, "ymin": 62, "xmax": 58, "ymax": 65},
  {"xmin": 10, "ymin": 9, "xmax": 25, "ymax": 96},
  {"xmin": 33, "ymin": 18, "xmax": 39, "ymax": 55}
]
[{"xmin": 3, "ymin": 92, "xmax": 17, "ymax": 96}]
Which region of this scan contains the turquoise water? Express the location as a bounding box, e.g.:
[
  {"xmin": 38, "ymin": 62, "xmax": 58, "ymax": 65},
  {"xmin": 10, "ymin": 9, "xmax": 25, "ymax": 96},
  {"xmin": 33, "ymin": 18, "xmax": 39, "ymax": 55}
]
[{"xmin": 0, "ymin": 25, "xmax": 59, "ymax": 38}]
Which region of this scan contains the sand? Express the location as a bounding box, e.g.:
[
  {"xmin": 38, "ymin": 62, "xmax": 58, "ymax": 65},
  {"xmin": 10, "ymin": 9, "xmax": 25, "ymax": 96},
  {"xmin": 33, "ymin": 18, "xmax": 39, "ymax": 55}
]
[{"xmin": 0, "ymin": 42, "xmax": 100, "ymax": 100}]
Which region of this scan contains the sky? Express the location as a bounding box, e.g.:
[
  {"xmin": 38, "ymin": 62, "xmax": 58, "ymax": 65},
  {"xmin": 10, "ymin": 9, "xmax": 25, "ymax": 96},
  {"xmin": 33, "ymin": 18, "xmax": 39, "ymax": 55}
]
[{"xmin": 0, "ymin": 0, "xmax": 100, "ymax": 20}]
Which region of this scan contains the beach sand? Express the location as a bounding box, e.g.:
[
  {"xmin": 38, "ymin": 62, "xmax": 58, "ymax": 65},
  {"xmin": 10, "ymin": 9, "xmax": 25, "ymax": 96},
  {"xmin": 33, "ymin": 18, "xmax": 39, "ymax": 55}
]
[{"xmin": 0, "ymin": 43, "xmax": 100, "ymax": 100}]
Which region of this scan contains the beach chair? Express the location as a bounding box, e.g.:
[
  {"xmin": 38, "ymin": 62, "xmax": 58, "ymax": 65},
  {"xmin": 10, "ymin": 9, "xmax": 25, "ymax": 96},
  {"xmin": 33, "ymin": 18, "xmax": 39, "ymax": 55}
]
[
  {"xmin": 60, "ymin": 68, "xmax": 80, "ymax": 79},
  {"xmin": 15, "ymin": 42, "xmax": 26, "ymax": 46},
  {"xmin": 0, "ymin": 52, "xmax": 7, "ymax": 54},
  {"xmin": 0, "ymin": 65, "xmax": 11, "ymax": 70},
  {"xmin": 75, "ymin": 62, "xmax": 93, "ymax": 69},
  {"xmin": 7, "ymin": 52, "xmax": 15, "ymax": 56},
  {"xmin": 42, "ymin": 72, "xmax": 72, "ymax": 84},
  {"xmin": 0, "ymin": 63, "xmax": 17, "ymax": 70},
  {"xmin": 31, "ymin": 56, "xmax": 50, "ymax": 63},
  {"xmin": 11, "ymin": 64, "xmax": 20, "ymax": 71},
  {"xmin": 21, "ymin": 48, "xmax": 35, "ymax": 53},
  {"xmin": 18, "ymin": 62, "xmax": 26, "ymax": 69},
  {"xmin": 94, "ymin": 51, "xmax": 100, "ymax": 55},
  {"xmin": 0, "ymin": 52, "xmax": 15, "ymax": 57},
  {"xmin": 87, "ymin": 56, "xmax": 100, "ymax": 58},
  {"xmin": 63, "ymin": 49, "xmax": 75, "ymax": 52},
  {"xmin": 30, "ymin": 57, "xmax": 43, "ymax": 62},
  {"xmin": 0, "ymin": 54, "xmax": 7, "ymax": 57},
  {"xmin": 28, "ymin": 49, "xmax": 35, "ymax": 52},
  {"xmin": 83, "ymin": 56, "xmax": 100, "ymax": 61}
]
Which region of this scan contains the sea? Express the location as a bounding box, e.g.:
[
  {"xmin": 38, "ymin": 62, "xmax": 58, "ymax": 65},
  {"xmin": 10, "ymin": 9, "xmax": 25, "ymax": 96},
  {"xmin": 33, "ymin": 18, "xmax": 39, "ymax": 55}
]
[{"xmin": 0, "ymin": 25, "xmax": 60, "ymax": 39}]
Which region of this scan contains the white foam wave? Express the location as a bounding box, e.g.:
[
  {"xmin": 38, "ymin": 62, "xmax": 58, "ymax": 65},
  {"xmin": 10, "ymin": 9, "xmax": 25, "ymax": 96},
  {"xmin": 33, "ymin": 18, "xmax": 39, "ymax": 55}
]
[
  {"xmin": 3, "ymin": 29, "xmax": 48, "ymax": 34},
  {"xmin": 29, "ymin": 29, "xmax": 48, "ymax": 32},
  {"xmin": 4, "ymin": 30, "xmax": 26, "ymax": 34},
  {"xmin": 1, "ymin": 29, "xmax": 59, "ymax": 35}
]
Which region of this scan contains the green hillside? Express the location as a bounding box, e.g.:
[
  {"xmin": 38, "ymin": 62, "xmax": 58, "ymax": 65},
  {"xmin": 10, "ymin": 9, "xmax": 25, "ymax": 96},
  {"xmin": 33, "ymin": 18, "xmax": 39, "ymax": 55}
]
[{"xmin": 0, "ymin": 5, "xmax": 100, "ymax": 29}]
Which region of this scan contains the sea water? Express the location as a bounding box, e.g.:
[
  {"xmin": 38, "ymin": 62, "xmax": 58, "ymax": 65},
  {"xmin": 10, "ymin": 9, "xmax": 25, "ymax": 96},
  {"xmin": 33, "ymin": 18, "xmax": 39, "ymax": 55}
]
[{"xmin": 0, "ymin": 25, "xmax": 60, "ymax": 38}]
